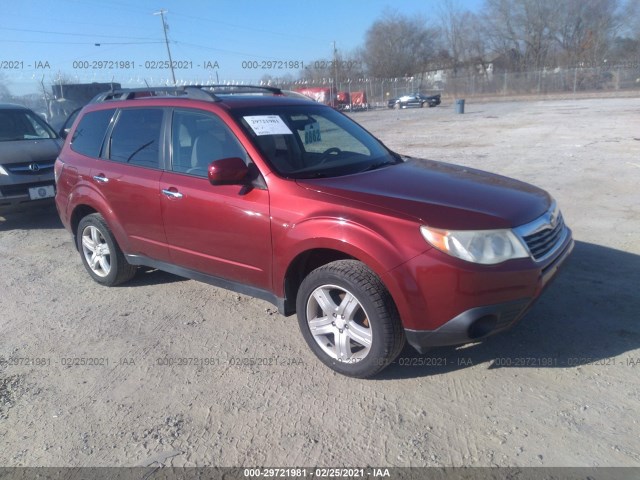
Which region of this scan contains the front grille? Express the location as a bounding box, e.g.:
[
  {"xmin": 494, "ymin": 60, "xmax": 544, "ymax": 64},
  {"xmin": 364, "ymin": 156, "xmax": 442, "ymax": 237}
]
[
  {"xmin": 4, "ymin": 160, "xmax": 55, "ymax": 175},
  {"xmin": 522, "ymin": 213, "xmax": 565, "ymax": 260}
]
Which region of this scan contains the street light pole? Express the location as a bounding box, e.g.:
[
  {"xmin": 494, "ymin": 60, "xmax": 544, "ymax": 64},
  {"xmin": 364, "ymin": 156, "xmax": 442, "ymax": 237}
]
[{"xmin": 154, "ymin": 9, "xmax": 176, "ymax": 86}]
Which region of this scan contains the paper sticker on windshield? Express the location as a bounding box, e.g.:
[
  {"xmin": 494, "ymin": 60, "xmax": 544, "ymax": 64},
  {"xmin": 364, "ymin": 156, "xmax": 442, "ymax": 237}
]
[
  {"xmin": 244, "ymin": 115, "xmax": 293, "ymax": 136},
  {"xmin": 304, "ymin": 122, "xmax": 322, "ymax": 144}
]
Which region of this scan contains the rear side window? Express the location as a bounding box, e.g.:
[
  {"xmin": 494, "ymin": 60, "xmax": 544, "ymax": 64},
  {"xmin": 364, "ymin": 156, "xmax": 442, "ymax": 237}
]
[
  {"xmin": 109, "ymin": 109, "xmax": 164, "ymax": 169},
  {"xmin": 71, "ymin": 109, "xmax": 115, "ymax": 157}
]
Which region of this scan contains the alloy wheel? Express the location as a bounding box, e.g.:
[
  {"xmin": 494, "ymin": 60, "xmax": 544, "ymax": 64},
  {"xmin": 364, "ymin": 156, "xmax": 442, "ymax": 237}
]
[
  {"xmin": 81, "ymin": 225, "xmax": 111, "ymax": 277},
  {"xmin": 306, "ymin": 284, "xmax": 373, "ymax": 363}
]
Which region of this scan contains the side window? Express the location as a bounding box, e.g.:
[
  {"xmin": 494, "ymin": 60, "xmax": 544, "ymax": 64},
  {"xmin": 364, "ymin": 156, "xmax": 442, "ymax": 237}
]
[
  {"xmin": 171, "ymin": 109, "xmax": 248, "ymax": 177},
  {"xmin": 109, "ymin": 109, "xmax": 163, "ymax": 168},
  {"xmin": 71, "ymin": 109, "xmax": 115, "ymax": 158}
]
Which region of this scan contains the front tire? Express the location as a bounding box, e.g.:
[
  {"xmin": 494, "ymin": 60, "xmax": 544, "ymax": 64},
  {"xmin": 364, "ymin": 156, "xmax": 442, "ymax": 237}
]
[
  {"xmin": 77, "ymin": 213, "xmax": 137, "ymax": 286},
  {"xmin": 296, "ymin": 260, "xmax": 405, "ymax": 378}
]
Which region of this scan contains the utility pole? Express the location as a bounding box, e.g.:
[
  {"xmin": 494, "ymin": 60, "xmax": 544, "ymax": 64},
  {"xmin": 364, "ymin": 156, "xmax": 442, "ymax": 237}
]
[
  {"xmin": 154, "ymin": 9, "xmax": 176, "ymax": 86},
  {"xmin": 333, "ymin": 41, "xmax": 338, "ymax": 97}
]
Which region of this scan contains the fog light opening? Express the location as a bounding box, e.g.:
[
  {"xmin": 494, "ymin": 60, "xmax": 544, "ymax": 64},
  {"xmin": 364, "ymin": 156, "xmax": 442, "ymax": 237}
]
[{"xmin": 468, "ymin": 315, "xmax": 498, "ymax": 339}]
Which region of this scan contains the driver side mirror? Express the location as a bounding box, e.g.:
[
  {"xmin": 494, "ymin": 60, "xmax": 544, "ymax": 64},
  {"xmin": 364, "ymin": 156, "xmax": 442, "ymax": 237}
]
[
  {"xmin": 59, "ymin": 127, "xmax": 71, "ymax": 140},
  {"xmin": 208, "ymin": 157, "xmax": 249, "ymax": 186},
  {"xmin": 59, "ymin": 108, "xmax": 81, "ymax": 140}
]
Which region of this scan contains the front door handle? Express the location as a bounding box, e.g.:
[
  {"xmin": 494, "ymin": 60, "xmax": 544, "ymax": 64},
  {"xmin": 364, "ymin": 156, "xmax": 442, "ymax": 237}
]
[
  {"xmin": 93, "ymin": 174, "xmax": 109, "ymax": 183},
  {"xmin": 162, "ymin": 188, "xmax": 183, "ymax": 199}
]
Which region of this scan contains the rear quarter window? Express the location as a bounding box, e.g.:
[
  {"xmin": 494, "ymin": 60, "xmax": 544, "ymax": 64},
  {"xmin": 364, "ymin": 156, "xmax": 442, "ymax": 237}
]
[{"xmin": 70, "ymin": 109, "xmax": 115, "ymax": 158}]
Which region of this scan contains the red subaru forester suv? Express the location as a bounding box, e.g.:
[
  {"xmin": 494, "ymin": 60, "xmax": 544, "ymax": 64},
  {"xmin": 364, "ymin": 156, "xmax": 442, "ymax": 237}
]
[{"xmin": 55, "ymin": 86, "xmax": 573, "ymax": 377}]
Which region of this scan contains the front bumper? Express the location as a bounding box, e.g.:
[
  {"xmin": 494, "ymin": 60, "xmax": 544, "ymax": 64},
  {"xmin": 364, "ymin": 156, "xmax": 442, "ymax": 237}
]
[
  {"xmin": 405, "ymin": 299, "xmax": 531, "ymax": 352},
  {"xmin": 0, "ymin": 180, "xmax": 56, "ymax": 208},
  {"xmin": 383, "ymin": 228, "xmax": 574, "ymax": 352}
]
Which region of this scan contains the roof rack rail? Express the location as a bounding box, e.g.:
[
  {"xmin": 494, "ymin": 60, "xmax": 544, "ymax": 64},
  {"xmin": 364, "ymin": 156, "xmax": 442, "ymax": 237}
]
[
  {"xmin": 96, "ymin": 86, "xmax": 217, "ymax": 102},
  {"xmin": 94, "ymin": 84, "xmax": 283, "ymax": 103},
  {"xmin": 199, "ymin": 84, "xmax": 283, "ymax": 95}
]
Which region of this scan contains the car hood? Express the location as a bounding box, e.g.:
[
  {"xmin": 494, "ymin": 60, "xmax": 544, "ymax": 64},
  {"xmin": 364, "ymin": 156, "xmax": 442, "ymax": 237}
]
[
  {"xmin": 297, "ymin": 158, "xmax": 551, "ymax": 230},
  {"xmin": 0, "ymin": 139, "xmax": 62, "ymax": 164}
]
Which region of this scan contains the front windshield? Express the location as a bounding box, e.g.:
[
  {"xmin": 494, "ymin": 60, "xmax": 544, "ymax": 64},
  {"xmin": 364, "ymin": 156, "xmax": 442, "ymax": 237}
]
[
  {"xmin": 0, "ymin": 109, "xmax": 57, "ymax": 141},
  {"xmin": 233, "ymin": 105, "xmax": 398, "ymax": 178}
]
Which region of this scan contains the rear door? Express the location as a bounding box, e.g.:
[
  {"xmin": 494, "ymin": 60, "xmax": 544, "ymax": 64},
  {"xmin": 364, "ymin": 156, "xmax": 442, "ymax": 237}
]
[
  {"xmin": 159, "ymin": 108, "xmax": 272, "ymax": 290},
  {"xmin": 90, "ymin": 107, "xmax": 169, "ymax": 261}
]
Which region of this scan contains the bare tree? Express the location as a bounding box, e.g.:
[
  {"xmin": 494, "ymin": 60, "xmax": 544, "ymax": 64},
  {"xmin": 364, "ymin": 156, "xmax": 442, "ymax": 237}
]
[
  {"xmin": 624, "ymin": 0, "xmax": 640, "ymax": 40},
  {"xmin": 440, "ymin": 0, "xmax": 491, "ymax": 74},
  {"xmin": 482, "ymin": 0, "xmax": 560, "ymax": 70},
  {"xmin": 362, "ymin": 10, "xmax": 438, "ymax": 78},
  {"xmin": 553, "ymin": 0, "xmax": 621, "ymax": 66},
  {"xmin": 607, "ymin": 0, "xmax": 640, "ymax": 65},
  {"xmin": 0, "ymin": 73, "xmax": 11, "ymax": 102},
  {"xmin": 439, "ymin": 0, "xmax": 466, "ymax": 74},
  {"xmin": 481, "ymin": 0, "xmax": 625, "ymax": 70},
  {"xmin": 302, "ymin": 49, "xmax": 366, "ymax": 86}
]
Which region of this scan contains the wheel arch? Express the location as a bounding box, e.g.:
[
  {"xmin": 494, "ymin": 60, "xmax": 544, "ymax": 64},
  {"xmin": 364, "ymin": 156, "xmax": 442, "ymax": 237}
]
[
  {"xmin": 273, "ymin": 212, "xmax": 421, "ymax": 316},
  {"xmin": 68, "ymin": 190, "xmax": 131, "ymax": 253},
  {"xmin": 70, "ymin": 204, "xmax": 98, "ymax": 249},
  {"xmin": 279, "ymin": 241, "xmax": 406, "ymax": 317},
  {"xmin": 281, "ymin": 248, "xmax": 355, "ymax": 315}
]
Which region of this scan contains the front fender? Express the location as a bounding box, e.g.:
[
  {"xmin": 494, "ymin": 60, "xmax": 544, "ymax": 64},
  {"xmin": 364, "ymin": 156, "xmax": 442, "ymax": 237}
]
[{"xmin": 272, "ymin": 214, "xmax": 428, "ymax": 297}]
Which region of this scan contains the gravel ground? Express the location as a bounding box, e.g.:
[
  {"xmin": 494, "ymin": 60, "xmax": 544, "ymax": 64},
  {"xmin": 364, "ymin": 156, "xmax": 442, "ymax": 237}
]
[{"xmin": 0, "ymin": 96, "xmax": 639, "ymax": 468}]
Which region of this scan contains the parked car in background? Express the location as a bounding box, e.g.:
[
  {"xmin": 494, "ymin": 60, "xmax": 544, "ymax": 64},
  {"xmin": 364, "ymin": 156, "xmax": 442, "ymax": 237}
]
[
  {"xmin": 55, "ymin": 85, "xmax": 573, "ymax": 378},
  {"xmin": 0, "ymin": 104, "xmax": 61, "ymax": 209},
  {"xmin": 388, "ymin": 93, "xmax": 441, "ymax": 109}
]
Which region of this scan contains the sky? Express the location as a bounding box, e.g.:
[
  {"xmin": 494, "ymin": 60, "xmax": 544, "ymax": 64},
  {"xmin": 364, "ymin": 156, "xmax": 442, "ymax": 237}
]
[{"xmin": 1, "ymin": 0, "xmax": 483, "ymax": 96}]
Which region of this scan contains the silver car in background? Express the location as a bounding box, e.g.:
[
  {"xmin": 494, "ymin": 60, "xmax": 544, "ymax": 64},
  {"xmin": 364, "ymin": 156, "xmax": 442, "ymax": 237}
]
[{"xmin": 0, "ymin": 104, "xmax": 61, "ymax": 209}]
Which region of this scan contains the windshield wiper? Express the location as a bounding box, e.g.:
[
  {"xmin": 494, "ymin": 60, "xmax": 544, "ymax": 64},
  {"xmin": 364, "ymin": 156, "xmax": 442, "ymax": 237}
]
[
  {"xmin": 294, "ymin": 172, "xmax": 328, "ymax": 179},
  {"xmin": 358, "ymin": 160, "xmax": 395, "ymax": 173}
]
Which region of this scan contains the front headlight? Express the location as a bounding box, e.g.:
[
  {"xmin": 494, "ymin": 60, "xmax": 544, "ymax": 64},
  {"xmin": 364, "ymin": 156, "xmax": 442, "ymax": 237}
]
[
  {"xmin": 0, "ymin": 165, "xmax": 8, "ymax": 175},
  {"xmin": 420, "ymin": 226, "xmax": 529, "ymax": 265}
]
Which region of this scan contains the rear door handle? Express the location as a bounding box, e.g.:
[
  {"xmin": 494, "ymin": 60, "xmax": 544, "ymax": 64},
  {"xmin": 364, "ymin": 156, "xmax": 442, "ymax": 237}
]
[
  {"xmin": 93, "ymin": 174, "xmax": 109, "ymax": 183},
  {"xmin": 162, "ymin": 188, "xmax": 183, "ymax": 199}
]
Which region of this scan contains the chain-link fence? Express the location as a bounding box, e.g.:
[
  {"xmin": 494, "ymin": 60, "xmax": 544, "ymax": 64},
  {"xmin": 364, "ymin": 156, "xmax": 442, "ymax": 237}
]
[
  {"xmin": 8, "ymin": 65, "xmax": 639, "ymax": 115},
  {"xmin": 265, "ymin": 65, "xmax": 640, "ymax": 107},
  {"xmin": 442, "ymin": 66, "xmax": 640, "ymax": 97}
]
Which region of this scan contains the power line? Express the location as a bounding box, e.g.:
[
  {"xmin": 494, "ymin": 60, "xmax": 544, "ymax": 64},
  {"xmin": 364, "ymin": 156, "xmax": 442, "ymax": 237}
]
[
  {"xmin": 0, "ymin": 39, "xmax": 163, "ymax": 45},
  {"xmin": 168, "ymin": 11, "xmax": 331, "ymax": 43},
  {"xmin": 0, "ymin": 26, "xmax": 160, "ymax": 41},
  {"xmin": 172, "ymin": 40, "xmax": 300, "ymax": 60}
]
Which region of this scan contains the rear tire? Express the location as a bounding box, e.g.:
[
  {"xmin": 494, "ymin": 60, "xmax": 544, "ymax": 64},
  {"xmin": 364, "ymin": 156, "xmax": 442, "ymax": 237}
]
[
  {"xmin": 77, "ymin": 213, "xmax": 137, "ymax": 286},
  {"xmin": 296, "ymin": 260, "xmax": 405, "ymax": 378}
]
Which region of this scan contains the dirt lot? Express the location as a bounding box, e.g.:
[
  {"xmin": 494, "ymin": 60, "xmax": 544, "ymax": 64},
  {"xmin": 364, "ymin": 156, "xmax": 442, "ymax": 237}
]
[{"xmin": 1, "ymin": 97, "xmax": 639, "ymax": 468}]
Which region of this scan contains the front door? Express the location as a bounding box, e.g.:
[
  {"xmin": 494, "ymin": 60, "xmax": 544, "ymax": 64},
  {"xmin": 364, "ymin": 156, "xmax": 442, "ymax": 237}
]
[{"xmin": 160, "ymin": 109, "xmax": 272, "ymax": 290}]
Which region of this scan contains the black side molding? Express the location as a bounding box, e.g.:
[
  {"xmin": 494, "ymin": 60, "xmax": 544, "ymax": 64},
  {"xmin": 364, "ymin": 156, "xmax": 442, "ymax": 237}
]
[{"xmin": 125, "ymin": 254, "xmax": 288, "ymax": 315}]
